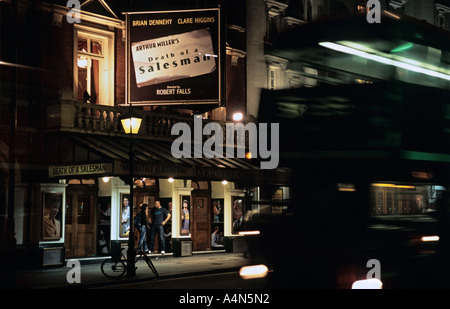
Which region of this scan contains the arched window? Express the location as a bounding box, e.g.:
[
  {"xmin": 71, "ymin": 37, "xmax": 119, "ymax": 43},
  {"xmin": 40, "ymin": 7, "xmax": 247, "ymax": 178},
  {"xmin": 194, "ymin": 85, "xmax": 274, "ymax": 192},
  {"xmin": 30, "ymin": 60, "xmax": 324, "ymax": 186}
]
[{"xmin": 191, "ymin": 181, "xmax": 210, "ymax": 190}]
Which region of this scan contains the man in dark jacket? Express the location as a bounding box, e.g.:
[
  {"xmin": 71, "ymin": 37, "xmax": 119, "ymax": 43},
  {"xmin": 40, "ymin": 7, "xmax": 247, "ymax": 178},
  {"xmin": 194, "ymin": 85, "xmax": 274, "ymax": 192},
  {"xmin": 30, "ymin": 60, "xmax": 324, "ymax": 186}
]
[{"xmin": 150, "ymin": 201, "xmax": 171, "ymax": 255}]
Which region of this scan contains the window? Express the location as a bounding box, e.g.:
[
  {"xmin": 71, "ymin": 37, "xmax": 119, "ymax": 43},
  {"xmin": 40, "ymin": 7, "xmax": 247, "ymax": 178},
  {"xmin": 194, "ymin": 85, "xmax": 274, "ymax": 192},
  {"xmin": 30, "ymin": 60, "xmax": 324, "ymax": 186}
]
[
  {"xmin": 74, "ymin": 26, "xmax": 114, "ymax": 106},
  {"xmin": 191, "ymin": 181, "xmax": 210, "ymax": 190},
  {"xmin": 269, "ymin": 69, "xmax": 275, "ymax": 90},
  {"xmin": 436, "ymin": 11, "xmax": 446, "ymax": 29},
  {"xmin": 370, "ymin": 183, "xmax": 442, "ymax": 215},
  {"xmin": 265, "ymin": 55, "xmax": 288, "ymax": 89},
  {"xmin": 134, "ymin": 178, "xmax": 156, "ymax": 188},
  {"xmin": 435, "ymin": 4, "xmax": 450, "ymax": 30},
  {"xmin": 369, "ymin": 183, "xmax": 442, "ymax": 246}
]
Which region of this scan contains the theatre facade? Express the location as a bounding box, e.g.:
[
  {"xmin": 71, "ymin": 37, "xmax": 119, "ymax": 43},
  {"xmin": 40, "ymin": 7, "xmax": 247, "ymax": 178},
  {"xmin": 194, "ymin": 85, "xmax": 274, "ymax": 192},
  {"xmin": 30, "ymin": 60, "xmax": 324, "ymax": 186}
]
[
  {"xmin": 38, "ymin": 130, "xmax": 290, "ymax": 266},
  {"xmin": 0, "ymin": 0, "xmax": 291, "ymax": 268}
]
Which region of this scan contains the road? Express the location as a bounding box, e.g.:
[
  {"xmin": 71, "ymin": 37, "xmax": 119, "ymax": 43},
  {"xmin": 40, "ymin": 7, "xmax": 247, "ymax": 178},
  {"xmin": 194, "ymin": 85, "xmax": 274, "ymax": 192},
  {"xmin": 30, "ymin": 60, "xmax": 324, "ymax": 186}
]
[{"xmin": 98, "ymin": 271, "xmax": 267, "ymax": 289}]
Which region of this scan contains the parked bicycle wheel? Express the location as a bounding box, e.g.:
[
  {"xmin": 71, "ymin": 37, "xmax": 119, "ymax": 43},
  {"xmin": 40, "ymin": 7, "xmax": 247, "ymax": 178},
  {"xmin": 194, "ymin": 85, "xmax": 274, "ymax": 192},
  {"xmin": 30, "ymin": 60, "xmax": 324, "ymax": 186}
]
[{"xmin": 101, "ymin": 258, "xmax": 126, "ymax": 278}]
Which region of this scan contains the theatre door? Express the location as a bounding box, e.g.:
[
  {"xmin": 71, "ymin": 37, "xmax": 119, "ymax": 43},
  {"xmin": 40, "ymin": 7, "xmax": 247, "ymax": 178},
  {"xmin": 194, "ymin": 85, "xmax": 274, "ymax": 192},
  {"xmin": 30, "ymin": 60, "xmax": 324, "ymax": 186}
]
[
  {"xmin": 65, "ymin": 181, "xmax": 98, "ymax": 258},
  {"xmin": 191, "ymin": 182, "xmax": 211, "ymax": 251}
]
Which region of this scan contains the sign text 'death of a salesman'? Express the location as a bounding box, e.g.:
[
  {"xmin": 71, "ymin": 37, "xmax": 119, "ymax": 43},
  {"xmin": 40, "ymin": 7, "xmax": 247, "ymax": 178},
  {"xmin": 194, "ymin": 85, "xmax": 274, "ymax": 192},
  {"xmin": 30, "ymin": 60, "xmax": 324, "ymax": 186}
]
[
  {"xmin": 126, "ymin": 9, "xmax": 221, "ymax": 105},
  {"xmin": 49, "ymin": 163, "xmax": 112, "ymax": 177}
]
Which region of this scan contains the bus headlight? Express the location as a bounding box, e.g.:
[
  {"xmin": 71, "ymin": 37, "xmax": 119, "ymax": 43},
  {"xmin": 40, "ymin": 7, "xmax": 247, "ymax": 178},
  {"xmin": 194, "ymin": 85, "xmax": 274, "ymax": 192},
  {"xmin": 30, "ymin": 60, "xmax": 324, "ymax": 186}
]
[
  {"xmin": 239, "ymin": 264, "xmax": 269, "ymax": 280},
  {"xmin": 352, "ymin": 278, "xmax": 383, "ymax": 289}
]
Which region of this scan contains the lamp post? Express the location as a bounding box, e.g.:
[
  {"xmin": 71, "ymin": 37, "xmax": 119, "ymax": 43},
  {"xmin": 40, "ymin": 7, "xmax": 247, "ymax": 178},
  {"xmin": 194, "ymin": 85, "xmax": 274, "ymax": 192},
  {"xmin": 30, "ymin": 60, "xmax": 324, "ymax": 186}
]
[{"xmin": 120, "ymin": 109, "xmax": 142, "ymax": 278}]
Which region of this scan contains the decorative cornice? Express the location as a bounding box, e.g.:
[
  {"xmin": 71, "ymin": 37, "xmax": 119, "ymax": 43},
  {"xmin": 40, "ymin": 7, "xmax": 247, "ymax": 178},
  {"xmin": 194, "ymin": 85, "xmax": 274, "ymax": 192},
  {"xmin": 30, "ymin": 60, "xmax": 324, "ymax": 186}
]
[
  {"xmin": 284, "ymin": 16, "xmax": 306, "ymax": 27},
  {"xmin": 435, "ymin": 3, "xmax": 450, "ymax": 13},
  {"xmin": 81, "ymin": 0, "xmax": 119, "ymax": 20},
  {"xmin": 226, "ymin": 47, "xmax": 246, "ymax": 66},
  {"xmin": 227, "ymin": 24, "xmax": 246, "ymax": 33},
  {"xmin": 226, "ymin": 47, "xmax": 246, "ymax": 58},
  {"xmin": 264, "ymin": 0, "xmax": 289, "ymax": 17},
  {"xmin": 35, "ymin": 2, "xmax": 124, "ymax": 29},
  {"xmin": 265, "ymin": 54, "xmax": 288, "ymax": 70}
]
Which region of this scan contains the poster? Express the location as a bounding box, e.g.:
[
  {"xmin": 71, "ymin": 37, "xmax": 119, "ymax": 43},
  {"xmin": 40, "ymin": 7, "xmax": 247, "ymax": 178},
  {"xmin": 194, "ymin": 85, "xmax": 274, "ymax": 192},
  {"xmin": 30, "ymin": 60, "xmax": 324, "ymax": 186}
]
[
  {"xmin": 212, "ymin": 198, "xmax": 223, "ymax": 223},
  {"xmin": 126, "ymin": 8, "xmax": 221, "ymax": 105},
  {"xmin": 211, "ymin": 199, "xmax": 224, "ymax": 248},
  {"xmin": 120, "ymin": 193, "xmax": 131, "ymax": 238},
  {"xmin": 180, "ymin": 195, "xmax": 191, "ymax": 235},
  {"xmin": 231, "ymin": 197, "xmax": 244, "ymax": 235},
  {"xmin": 132, "ymin": 28, "xmax": 216, "ymax": 88},
  {"xmin": 42, "ymin": 193, "xmax": 63, "ymax": 240}
]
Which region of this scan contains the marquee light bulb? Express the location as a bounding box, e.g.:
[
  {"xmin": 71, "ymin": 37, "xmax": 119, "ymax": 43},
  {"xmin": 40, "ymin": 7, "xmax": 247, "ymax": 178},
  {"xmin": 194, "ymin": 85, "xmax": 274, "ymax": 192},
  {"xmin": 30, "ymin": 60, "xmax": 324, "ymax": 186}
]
[{"xmin": 232, "ymin": 112, "xmax": 243, "ymax": 122}]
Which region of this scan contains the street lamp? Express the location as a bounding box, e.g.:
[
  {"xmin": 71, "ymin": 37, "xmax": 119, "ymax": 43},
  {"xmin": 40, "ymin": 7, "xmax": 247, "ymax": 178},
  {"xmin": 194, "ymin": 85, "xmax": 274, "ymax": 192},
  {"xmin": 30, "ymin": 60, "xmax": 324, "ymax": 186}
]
[
  {"xmin": 121, "ymin": 108, "xmax": 142, "ymax": 277},
  {"xmin": 121, "ymin": 111, "xmax": 142, "ymax": 135}
]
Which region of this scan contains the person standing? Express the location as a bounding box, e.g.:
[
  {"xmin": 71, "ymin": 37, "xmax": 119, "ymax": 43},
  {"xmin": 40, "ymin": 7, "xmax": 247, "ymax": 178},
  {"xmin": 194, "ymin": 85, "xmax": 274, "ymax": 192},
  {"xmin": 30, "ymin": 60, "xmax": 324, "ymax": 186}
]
[
  {"xmin": 149, "ymin": 201, "xmax": 171, "ymax": 254},
  {"xmin": 135, "ymin": 203, "xmax": 149, "ymax": 253}
]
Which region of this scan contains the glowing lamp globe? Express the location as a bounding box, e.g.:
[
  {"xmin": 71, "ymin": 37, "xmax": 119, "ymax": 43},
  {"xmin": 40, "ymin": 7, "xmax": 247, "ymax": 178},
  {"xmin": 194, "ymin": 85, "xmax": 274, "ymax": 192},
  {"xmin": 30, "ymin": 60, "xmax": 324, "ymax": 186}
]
[{"xmin": 121, "ymin": 111, "xmax": 142, "ymax": 134}]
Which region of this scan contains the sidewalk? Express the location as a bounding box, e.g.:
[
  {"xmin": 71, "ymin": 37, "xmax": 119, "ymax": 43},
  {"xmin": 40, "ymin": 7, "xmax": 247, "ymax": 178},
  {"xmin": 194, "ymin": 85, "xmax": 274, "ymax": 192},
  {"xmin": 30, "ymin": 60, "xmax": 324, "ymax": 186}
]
[{"xmin": 14, "ymin": 251, "xmax": 250, "ymax": 289}]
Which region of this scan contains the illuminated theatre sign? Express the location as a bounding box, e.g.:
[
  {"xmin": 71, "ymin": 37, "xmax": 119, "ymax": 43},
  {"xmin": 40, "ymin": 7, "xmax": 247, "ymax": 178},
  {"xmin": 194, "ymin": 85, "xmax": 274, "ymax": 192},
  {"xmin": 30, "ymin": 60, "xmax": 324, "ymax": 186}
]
[{"xmin": 126, "ymin": 8, "xmax": 222, "ymax": 105}]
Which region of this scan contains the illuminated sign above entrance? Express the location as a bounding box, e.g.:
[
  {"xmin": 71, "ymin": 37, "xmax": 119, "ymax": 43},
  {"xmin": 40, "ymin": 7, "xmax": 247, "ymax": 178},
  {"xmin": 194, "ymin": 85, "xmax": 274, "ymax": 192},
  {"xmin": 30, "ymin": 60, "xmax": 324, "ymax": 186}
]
[
  {"xmin": 49, "ymin": 163, "xmax": 112, "ymax": 177},
  {"xmin": 113, "ymin": 161, "xmax": 290, "ymax": 185}
]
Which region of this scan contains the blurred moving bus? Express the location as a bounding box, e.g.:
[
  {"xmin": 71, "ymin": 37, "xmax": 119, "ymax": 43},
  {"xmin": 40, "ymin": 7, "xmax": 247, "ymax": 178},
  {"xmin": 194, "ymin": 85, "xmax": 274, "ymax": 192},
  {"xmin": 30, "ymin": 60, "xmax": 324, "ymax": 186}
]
[{"xmin": 246, "ymin": 13, "xmax": 450, "ymax": 289}]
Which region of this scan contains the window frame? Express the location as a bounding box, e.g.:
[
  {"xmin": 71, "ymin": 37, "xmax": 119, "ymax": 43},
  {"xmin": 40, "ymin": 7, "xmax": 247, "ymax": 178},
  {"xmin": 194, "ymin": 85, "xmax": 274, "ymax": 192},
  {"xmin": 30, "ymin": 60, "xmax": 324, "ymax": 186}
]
[
  {"xmin": 436, "ymin": 10, "xmax": 446, "ymax": 29},
  {"xmin": 73, "ymin": 25, "xmax": 115, "ymax": 106},
  {"xmin": 435, "ymin": 4, "xmax": 450, "ymax": 30}
]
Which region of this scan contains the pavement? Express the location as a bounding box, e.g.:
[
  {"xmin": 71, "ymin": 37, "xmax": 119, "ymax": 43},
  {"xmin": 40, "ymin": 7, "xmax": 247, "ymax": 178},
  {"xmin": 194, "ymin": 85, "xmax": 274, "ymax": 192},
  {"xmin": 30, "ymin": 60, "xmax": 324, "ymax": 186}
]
[{"xmin": 13, "ymin": 250, "xmax": 250, "ymax": 289}]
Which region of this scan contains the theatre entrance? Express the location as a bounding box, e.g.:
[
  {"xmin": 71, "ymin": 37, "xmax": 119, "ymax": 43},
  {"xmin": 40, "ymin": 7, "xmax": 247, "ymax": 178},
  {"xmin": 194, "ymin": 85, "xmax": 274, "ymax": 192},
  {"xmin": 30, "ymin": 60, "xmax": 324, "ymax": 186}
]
[
  {"xmin": 64, "ymin": 180, "xmax": 98, "ymax": 258},
  {"xmin": 133, "ymin": 178, "xmax": 159, "ymax": 251}
]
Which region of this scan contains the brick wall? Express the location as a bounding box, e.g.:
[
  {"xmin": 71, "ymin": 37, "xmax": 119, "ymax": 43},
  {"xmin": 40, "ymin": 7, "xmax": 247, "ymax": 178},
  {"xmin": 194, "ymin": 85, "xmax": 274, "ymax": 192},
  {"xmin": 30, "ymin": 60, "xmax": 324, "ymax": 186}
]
[
  {"xmin": 115, "ymin": 28, "xmax": 126, "ymax": 106},
  {"xmin": 36, "ymin": 9, "xmax": 74, "ymax": 101}
]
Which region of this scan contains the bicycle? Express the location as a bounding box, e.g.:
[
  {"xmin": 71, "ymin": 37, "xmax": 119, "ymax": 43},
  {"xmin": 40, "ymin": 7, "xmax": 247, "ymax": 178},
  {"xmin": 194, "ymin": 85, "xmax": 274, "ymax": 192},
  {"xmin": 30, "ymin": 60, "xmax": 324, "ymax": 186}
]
[{"xmin": 101, "ymin": 247, "xmax": 159, "ymax": 279}]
